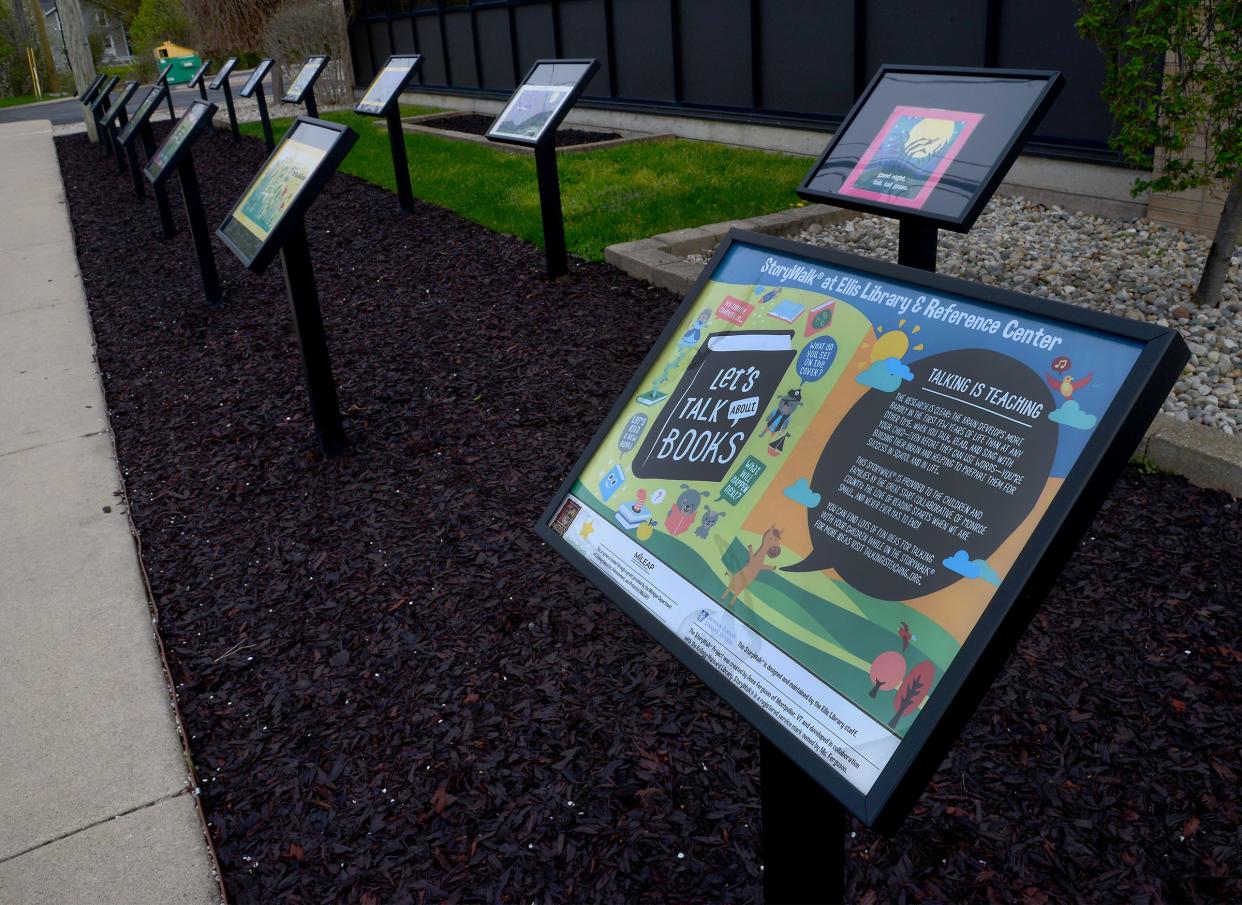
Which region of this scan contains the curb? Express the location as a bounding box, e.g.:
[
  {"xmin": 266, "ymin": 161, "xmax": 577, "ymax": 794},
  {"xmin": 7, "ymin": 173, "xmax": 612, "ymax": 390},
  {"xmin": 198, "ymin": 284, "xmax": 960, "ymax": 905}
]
[
  {"xmin": 1138, "ymin": 415, "xmax": 1242, "ymax": 497},
  {"xmin": 604, "ymin": 209, "xmax": 1242, "ymax": 499},
  {"xmin": 604, "ymin": 203, "xmax": 857, "ymax": 295}
]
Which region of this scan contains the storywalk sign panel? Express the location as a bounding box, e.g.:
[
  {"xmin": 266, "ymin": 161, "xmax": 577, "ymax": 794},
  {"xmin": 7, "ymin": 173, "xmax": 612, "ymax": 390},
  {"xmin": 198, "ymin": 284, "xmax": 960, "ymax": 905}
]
[
  {"xmin": 799, "ymin": 66, "xmax": 1062, "ymax": 231},
  {"xmin": 537, "ymin": 231, "xmax": 1187, "ymax": 827}
]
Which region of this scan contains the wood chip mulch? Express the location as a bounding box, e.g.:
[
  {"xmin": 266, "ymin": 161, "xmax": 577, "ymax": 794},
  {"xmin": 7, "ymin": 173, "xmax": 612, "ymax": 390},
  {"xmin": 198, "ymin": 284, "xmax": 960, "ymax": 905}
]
[{"xmin": 54, "ymin": 124, "xmax": 1242, "ymax": 905}]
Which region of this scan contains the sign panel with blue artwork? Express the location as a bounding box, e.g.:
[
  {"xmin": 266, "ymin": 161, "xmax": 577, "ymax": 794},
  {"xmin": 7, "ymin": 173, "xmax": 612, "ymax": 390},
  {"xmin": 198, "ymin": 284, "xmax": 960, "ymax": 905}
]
[{"xmin": 537, "ymin": 230, "xmax": 1186, "ymax": 828}]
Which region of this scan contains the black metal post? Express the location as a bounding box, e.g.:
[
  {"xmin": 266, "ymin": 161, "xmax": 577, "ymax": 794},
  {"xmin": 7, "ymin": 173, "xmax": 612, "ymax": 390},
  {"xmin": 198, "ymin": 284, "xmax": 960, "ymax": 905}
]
[
  {"xmin": 221, "ymin": 79, "xmax": 240, "ymax": 142},
  {"xmin": 897, "ymin": 219, "xmax": 938, "ymax": 272},
  {"xmin": 760, "ymin": 737, "xmax": 846, "ymax": 905},
  {"xmin": 254, "ymin": 86, "xmax": 275, "ymax": 149},
  {"xmin": 278, "ymin": 217, "xmax": 346, "ymax": 458},
  {"xmin": 112, "ymin": 109, "xmax": 129, "ymax": 174},
  {"xmin": 534, "ymin": 140, "xmax": 568, "ymax": 278},
  {"xmin": 95, "ymin": 109, "xmax": 111, "ymax": 156},
  {"xmin": 385, "ymin": 104, "xmax": 414, "ymax": 211},
  {"xmin": 126, "ymin": 141, "xmax": 145, "ymax": 198},
  {"xmin": 164, "ymin": 85, "xmax": 176, "ymax": 119},
  {"xmin": 175, "ymin": 148, "xmax": 222, "ymax": 306},
  {"xmin": 305, "ymin": 87, "xmax": 319, "ymax": 118},
  {"xmin": 139, "ymin": 121, "xmax": 176, "ymax": 239}
]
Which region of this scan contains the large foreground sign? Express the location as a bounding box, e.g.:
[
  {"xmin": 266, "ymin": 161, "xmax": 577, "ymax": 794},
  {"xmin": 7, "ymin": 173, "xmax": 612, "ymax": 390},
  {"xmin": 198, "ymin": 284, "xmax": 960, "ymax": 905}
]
[{"xmin": 537, "ymin": 231, "xmax": 1186, "ymax": 827}]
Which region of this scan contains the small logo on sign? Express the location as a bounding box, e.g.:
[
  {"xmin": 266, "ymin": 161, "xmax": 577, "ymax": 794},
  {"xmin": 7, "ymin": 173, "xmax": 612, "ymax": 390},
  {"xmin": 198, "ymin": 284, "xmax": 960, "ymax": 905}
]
[{"xmin": 632, "ymin": 551, "xmax": 656, "ymax": 572}]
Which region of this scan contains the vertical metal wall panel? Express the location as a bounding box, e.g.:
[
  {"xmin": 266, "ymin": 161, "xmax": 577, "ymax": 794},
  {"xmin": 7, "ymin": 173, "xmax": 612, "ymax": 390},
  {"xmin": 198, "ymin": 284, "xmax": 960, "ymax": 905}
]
[
  {"xmin": 368, "ymin": 21, "xmax": 393, "ymax": 70},
  {"xmin": 443, "ymin": 10, "xmax": 479, "ymax": 87},
  {"xmin": 414, "ymin": 14, "xmax": 448, "ymax": 86},
  {"xmin": 391, "ymin": 17, "xmax": 418, "ymax": 55},
  {"xmin": 475, "ymin": 7, "xmax": 517, "ymax": 90},
  {"xmin": 350, "ymin": 23, "xmax": 375, "ymax": 84},
  {"xmin": 558, "ymin": 0, "xmax": 611, "ymax": 97},
  {"xmin": 678, "ymin": 0, "xmax": 751, "ymax": 108},
  {"xmin": 347, "ymin": 0, "xmax": 1116, "ymax": 158},
  {"xmin": 995, "ymin": 0, "xmax": 1114, "ymax": 149},
  {"xmin": 759, "ymin": 0, "xmax": 853, "ymax": 116},
  {"xmin": 863, "ymin": 0, "xmax": 988, "ymax": 83},
  {"xmin": 513, "ymin": 4, "xmax": 557, "ymax": 74},
  {"xmin": 611, "ymin": 0, "xmax": 675, "ymax": 101}
]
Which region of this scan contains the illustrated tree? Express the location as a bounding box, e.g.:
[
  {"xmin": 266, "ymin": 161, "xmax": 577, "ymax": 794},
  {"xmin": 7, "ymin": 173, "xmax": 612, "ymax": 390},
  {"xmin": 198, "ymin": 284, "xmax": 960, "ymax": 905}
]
[
  {"xmin": 1078, "ymin": 0, "xmax": 1242, "ymax": 307},
  {"xmin": 867, "ymin": 650, "xmax": 907, "ymax": 698},
  {"xmin": 888, "ymin": 659, "xmax": 935, "ymax": 729}
]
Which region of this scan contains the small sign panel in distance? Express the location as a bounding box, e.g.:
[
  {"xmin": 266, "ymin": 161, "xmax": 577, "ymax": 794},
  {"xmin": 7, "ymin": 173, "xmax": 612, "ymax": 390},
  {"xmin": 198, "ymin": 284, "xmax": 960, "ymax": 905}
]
[
  {"xmin": 239, "ymin": 59, "xmax": 273, "ymax": 98},
  {"xmin": 485, "ymin": 58, "xmax": 599, "ymax": 147},
  {"xmin": 117, "ymin": 83, "xmax": 168, "ymax": 147},
  {"xmin": 216, "ymin": 116, "xmax": 357, "ymax": 273},
  {"xmin": 209, "ymin": 57, "xmax": 238, "ymax": 91},
  {"xmin": 354, "ymin": 54, "xmax": 423, "ymax": 116},
  {"xmin": 536, "ymin": 229, "xmax": 1187, "ymax": 830},
  {"xmin": 102, "ymin": 81, "xmax": 139, "ymax": 127},
  {"xmin": 283, "ymin": 55, "xmax": 329, "ymax": 104},
  {"xmin": 144, "ymin": 100, "xmax": 217, "ymax": 187}
]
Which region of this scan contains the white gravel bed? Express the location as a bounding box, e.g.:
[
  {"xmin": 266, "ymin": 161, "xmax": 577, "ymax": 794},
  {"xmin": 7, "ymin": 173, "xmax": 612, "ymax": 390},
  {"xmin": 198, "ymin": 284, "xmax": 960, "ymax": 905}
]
[{"xmin": 692, "ymin": 194, "xmax": 1241, "ymax": 435}]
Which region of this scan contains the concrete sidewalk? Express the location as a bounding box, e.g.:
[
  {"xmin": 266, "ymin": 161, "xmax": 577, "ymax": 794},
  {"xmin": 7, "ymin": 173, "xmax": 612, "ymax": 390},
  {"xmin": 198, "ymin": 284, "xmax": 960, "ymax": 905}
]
[{"xmin": 0, "ymin": 120, "xmax": 222, "ymax": 904}]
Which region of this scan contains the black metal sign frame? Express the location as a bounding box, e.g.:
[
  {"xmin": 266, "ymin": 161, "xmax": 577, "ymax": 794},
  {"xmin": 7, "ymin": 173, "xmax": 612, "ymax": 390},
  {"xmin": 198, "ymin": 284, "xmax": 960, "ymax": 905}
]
[
  {"xmin": 216, "ymin": 117, "xmax": 359, "ymax": 458},
  {"xmin": 216, "ymin": 116, "xmax": 357, "ymax": 274},
  {"xmin": 239, "ymin": 59, "xmax": 276, "ymax": 149},
  {"xmin": 535, "ymin": 229, "xmax": 1187, "ymax": 833},
  {"xmin": 146, "ymin": 100, "xmax": 222, "ymax": 305},
  {"xmin": 189, "ymin": 59, "xmax": 212, "ymax": 99},
  {"xmin": 484, "ymin": 58, "xmax": 599, "ymax": 148},
  {"xmin": 78, "ymin": 73, "xmax": 106, "ymax": 105},
  {"xmin": 210, "ymin": 57, "xmax": 241, "ymax": 141},
  {"xmin": 797, "ymin": 65, "xmax": 1063, "ymax": 234},
  {"xmin": 282, "ymin": 54, "xmax": 330, "ymax": 117},
  {"xmin": 353, "ymin": 54, "xmax": 423, "ymax": 211}
]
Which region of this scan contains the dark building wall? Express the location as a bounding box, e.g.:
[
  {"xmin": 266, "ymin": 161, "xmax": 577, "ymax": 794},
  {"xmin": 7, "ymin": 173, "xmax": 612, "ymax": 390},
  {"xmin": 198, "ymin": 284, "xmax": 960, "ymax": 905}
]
[{"xmin": 348, "ymin": 0, "xmax": 1119, "ymax": 161}]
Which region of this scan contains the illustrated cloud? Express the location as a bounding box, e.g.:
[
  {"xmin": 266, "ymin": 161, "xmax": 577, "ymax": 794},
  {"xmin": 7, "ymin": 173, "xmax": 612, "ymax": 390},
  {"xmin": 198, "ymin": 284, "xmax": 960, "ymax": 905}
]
[
  {"xmin": 783, "ymin": 477, "xmax": 821, "ymax": 508},
  {"xmin": 976, "ymin": 561, "xmax": 1000, "ymax": 585},
  {"xmin": 942, "ymin": 550, "xmax": 999, "ymax": 584},
  {"xmin": 856, "ymin": 357, "xmax": 914, "ymax": 393},
  {"xmin": 1048, "ymin": 399, "xmax": 1098, "ymax": 430}
]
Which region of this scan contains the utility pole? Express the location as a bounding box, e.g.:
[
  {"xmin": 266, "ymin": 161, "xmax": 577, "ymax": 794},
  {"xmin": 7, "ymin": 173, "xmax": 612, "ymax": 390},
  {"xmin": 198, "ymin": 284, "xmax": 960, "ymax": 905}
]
[{"xmin": 56, "ymin": 0, "xmax": 97, "ymax": 139}]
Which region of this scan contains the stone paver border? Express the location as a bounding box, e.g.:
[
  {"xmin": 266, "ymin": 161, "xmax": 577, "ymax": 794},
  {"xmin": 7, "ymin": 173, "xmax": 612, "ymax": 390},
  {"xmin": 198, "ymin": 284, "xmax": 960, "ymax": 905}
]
[{"xmin": 604, "ymin": 207, "xmax": 1242, "ymax": 498}]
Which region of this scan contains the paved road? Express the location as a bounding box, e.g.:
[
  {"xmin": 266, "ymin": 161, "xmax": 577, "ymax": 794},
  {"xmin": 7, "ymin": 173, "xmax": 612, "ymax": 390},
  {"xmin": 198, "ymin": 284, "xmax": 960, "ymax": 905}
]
[{"xmin": 0, "ymin": 69, "xmax": 270, "ymax": 127}]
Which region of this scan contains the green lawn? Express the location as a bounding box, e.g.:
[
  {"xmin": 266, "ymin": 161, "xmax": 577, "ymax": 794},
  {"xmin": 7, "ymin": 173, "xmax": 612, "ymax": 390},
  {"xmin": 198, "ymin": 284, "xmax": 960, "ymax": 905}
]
[
  {"xmin": 239, "ymin": 106, "xmax": 814, "ymax": 262},
  {"xmin": 0, "ymin": 93, "xmax": 71, "ymax": 108}
]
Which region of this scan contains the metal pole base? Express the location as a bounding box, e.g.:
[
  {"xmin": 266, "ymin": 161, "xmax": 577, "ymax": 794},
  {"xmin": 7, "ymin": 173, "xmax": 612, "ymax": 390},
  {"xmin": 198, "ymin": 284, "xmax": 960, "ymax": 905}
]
[
  {"xmin": 897, "ymin": 219, "xmax": 938, "ymax": 273},
  {"xmin": 386, "ymin": 105, "xmax": 415, "ymax": 211},
  {"xmin": 760, "ymin": 736, "xmax": 846, "ymax": 905},
  {"xmin": 534, "ymin": 140, "xmax": 568, "ymax": 279},
  {"xmin": 279, "ymin": 218, "xmax": 346, "ymax": 459}
]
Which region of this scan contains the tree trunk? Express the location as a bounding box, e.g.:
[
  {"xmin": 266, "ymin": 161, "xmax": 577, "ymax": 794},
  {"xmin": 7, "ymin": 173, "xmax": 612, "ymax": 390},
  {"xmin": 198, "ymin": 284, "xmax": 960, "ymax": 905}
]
[
  {"xmin": 56, "ymin": 0, "xmax": 97, "ymax": 139},
  {"xmin": 28, "ymin": 0, "xmax": 62, "ymax": 93},
  {"xmin": 1194, "ymin": 166, "xmax": 1242, "ymax": 308},
  {"xmin": 869, "ymin": 678, "xmax": 883, "ymax": 698}
]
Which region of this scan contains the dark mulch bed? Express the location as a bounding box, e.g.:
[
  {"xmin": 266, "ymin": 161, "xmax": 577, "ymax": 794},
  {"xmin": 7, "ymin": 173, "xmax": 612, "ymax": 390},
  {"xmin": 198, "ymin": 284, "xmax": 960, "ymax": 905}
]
[
  {"xmin": 420, "ymin": 112, "xmax": 622, "ymax": 147},
  {"xmin": 56, "ymin": 124, "xmax": 1242, "ymax": 905}
]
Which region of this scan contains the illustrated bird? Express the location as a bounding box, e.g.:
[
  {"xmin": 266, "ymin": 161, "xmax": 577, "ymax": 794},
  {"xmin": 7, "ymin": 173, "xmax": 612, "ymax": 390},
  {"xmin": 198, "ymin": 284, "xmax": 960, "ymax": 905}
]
[
  {"xmin": 1046, "ymin": 371, "xmax": 1093, "ymax": 400},
  {"xmin": 898, "ymin": 621, "xmax": 912, "ymax": 652}
]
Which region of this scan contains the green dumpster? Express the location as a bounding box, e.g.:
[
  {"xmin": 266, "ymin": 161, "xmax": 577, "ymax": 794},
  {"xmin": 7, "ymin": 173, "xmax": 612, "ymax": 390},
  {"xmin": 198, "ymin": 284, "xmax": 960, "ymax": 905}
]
[{"xmin": 162, "ymin": 55, "xmax": 202, "ymax": 86}]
